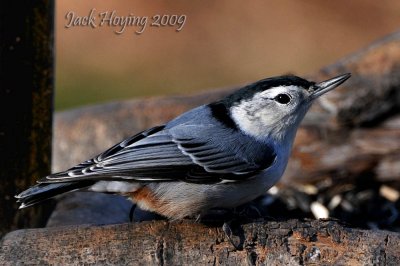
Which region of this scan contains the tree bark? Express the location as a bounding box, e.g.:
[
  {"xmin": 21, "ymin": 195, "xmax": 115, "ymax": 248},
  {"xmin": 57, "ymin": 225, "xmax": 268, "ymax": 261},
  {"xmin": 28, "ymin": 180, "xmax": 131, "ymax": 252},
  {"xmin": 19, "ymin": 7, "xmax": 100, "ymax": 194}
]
[
  {"xmin": 1, "ymin": 219, "xmax": 399, "ymax": 265},
  {"xmin": 0, "ymin": 1, "xmax": 55, "ymax": 237}
]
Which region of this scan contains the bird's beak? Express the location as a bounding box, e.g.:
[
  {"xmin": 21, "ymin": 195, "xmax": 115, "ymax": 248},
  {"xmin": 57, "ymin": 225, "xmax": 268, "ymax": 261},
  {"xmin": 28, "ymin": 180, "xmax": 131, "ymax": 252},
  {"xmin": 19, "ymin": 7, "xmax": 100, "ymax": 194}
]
[{"xmin": 309, "ymin": 73, "xmax": 351, "ymax": 100}]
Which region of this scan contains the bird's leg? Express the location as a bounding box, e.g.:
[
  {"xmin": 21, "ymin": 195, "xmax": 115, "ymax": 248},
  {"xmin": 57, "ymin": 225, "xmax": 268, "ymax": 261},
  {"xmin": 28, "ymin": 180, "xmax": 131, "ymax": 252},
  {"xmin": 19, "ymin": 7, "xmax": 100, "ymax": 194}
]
[
  {"xmin": 222, "ymin": 199, "xmax": 271, "ymax": 250},
  {"xmin": 195, "ymin": 208, "xmax": 244, "ymax": 250},
  {"xmin": 129, "ymin": 204, "xmax": 136, "ymax": 222},
  {"xmin": 222, "ymin": 218, "xmax": 245, "ymax": 251}
]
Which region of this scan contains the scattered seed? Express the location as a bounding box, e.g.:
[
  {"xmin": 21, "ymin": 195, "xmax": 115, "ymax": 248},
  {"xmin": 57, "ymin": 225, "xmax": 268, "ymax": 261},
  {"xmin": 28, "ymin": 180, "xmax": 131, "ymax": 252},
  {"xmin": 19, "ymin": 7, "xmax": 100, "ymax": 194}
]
[
  {"xmin": 328, "ymin": 195, "xmax": 342, "ymax": 210},
  {"xmin": 311, "ymin": 201, "xmax": 329, "ymax": 219},
  {"xmin": 379, "ymin": 185, "xmax": 400, "ymax": 202}
]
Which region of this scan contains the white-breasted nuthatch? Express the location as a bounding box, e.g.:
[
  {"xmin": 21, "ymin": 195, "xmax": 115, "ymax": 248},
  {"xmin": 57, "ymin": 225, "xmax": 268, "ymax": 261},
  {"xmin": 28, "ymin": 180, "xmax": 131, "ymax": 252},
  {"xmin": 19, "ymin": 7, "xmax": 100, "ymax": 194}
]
[{"xmin": 16, "ymin": 73, "xmax": 351, "ymax": 220}]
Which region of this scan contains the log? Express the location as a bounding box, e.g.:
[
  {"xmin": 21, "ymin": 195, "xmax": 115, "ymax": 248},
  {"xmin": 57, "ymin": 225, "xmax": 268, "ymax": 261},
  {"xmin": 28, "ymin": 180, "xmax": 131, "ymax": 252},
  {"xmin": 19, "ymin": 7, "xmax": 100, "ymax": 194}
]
[
  {"xmin": 285, "ymin": 114, "xmax": 400, "ymax": 185},
  {"xmin": 1, "ymin": 219, "xmax": 399, "ymax": 265}
]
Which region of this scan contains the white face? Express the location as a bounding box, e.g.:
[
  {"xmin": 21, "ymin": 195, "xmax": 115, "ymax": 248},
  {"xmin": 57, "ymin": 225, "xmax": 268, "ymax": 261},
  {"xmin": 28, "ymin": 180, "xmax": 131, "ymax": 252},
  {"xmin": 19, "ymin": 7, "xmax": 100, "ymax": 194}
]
[{"xmin": 230, "ymin": 85, "xmax": 312, "ymax": 142}]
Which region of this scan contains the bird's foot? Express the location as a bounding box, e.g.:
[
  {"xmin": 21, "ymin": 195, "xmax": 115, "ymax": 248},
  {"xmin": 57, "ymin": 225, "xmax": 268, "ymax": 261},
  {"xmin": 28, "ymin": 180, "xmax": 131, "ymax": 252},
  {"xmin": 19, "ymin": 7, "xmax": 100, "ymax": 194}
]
[
  {"xmin": 222, "ymin": 218, "xmax": 245, "ymax": 251},
  {"xmin": 129, "ymin": 204, "xmax": 135, "ymax": 222}
]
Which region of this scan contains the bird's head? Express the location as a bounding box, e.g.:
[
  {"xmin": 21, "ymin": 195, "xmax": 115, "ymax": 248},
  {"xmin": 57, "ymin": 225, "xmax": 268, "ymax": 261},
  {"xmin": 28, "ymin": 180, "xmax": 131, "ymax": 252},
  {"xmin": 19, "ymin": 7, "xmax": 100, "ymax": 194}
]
[{"xmin": 221, "ymin": 73, "xmax": 351, "ymax": 142}]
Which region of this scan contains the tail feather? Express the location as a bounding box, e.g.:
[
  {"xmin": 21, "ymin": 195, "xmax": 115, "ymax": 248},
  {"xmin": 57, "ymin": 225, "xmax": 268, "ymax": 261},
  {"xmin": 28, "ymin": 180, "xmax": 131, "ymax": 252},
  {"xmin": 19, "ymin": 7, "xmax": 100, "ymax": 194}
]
[{"xmin": 16, "ymin": 181, "xmax": 95, "ymax": 208}]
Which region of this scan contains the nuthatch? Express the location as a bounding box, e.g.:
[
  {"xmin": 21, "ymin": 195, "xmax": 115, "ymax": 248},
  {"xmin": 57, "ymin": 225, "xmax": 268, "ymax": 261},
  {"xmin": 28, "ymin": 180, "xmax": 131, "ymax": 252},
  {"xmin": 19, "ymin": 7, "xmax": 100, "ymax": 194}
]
[{"xmin": 16, "ymin": 73, "xmax": 351, "ymax": 221}]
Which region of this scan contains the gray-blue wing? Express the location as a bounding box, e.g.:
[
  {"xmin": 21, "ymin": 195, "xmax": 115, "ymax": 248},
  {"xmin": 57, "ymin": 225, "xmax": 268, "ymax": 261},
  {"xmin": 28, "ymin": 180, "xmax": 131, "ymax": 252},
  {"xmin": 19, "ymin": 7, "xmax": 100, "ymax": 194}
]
[
  {"xmin": 168, "ymin": 124, "xmax": 276, "ymax": 181},
  {"xmin": 42, "ymin": 123, "xmax": 276, "ymax": 184}
]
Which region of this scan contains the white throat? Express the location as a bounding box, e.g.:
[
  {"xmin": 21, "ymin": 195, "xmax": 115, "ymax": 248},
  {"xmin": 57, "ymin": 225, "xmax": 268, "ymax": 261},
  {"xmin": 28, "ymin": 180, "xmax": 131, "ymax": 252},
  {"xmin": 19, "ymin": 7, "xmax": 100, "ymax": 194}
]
[{"xmin": 231, "ymin": 104, "xmax": 299, "ymax": 143}]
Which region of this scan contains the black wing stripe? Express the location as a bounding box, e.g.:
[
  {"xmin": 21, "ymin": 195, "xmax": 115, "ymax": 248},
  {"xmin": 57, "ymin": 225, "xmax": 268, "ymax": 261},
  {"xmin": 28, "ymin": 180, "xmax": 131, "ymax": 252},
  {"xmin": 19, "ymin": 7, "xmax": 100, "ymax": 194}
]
[
  {"xmin": 97, "ymin": 125, "xmax": 166, "ymax": 161},
  {"xmin": 196, "ymin": 155, "xmax": 227, "ymax": 163},
  {"xmin": 103, "ymin": 156, "xmax": 192, "ymax": 167},
  {"xmin": 129, "ymin": 141, "xmax": 171, "ymax": 150},
  {"xmin": 207, "ymin": 163, "xmax": 251, "ymax": 171},
  {"xmin": 120, "ymin": 125, "xmax": 166, "ymax": 147},
  {"xmin": 100, "ymin": 147, "xmax": 186, "ymax": 166},
  {"xmin": 179, "ymin": 142, "xmax": 208, "ymax": 149},
  {"xmin": 103, "ymin": 147, "xmax": 180, "ymax": 162}
]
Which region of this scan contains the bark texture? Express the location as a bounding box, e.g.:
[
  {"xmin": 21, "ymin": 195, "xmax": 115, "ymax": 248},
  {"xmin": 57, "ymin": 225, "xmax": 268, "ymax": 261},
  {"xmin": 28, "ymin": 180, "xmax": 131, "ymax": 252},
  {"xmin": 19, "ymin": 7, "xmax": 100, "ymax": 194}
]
[{"xmin": 1, "ymin": 219, "xmax": 400, "ymax": 265}]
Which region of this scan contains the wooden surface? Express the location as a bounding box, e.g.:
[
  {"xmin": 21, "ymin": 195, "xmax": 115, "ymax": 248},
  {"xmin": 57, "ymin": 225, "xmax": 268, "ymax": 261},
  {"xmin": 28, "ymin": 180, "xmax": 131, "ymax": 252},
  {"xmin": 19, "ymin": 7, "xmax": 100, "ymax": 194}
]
[
  {"xmin": 1, "ymin": 219, "xmax": 399, "ymax": 265},
  {"xmin": 0, "ymin": 1, "xmax": 55, "ymax": 237}
]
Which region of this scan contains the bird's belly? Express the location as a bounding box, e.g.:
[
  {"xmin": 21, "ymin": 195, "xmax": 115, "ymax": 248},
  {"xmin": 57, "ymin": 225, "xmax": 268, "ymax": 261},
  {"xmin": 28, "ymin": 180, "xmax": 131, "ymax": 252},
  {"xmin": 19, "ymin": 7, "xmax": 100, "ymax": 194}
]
[
  {"xmin": 211, "ymin": 168, "xmax": 283, "ymax": 209},
  {"xmin": 138, "ymin": 167, "xmax": 283, "ymax": 219}
]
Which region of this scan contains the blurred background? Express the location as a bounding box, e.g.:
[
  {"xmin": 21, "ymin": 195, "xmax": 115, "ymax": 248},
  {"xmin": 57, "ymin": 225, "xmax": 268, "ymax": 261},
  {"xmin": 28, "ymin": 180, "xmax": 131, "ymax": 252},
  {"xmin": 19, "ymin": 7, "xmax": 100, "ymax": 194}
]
[{"xmin": 55, "ymin": 0, "xmax": 400, "ymax": 110}]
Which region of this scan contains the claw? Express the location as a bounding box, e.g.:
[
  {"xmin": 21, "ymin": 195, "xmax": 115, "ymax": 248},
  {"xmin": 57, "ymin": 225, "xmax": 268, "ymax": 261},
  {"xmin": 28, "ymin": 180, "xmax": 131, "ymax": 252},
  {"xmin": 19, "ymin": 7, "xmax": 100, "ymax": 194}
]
[
  {"xmin": 129, "ymin": 204, "xmax": 136, "ymax": 222},
  {"xmin": 222, "ymin": 219, "xmax": 244, "ymax": 250}
]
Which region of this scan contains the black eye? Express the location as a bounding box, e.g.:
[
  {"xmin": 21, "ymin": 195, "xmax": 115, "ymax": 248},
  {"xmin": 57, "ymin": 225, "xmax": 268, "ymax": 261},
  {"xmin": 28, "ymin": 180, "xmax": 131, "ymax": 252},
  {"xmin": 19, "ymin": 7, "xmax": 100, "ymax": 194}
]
[{"xmin": 274, "ymin": 94, "xmax": 291, "ymax": 104}]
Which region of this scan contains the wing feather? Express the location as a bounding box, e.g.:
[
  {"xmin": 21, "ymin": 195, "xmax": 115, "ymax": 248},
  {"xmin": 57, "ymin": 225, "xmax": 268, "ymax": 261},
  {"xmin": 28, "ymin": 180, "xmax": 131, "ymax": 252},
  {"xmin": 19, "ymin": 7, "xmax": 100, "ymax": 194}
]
[{"xmin": 42, "ymin": 116, "xmax": 276, "ymax": 184}]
